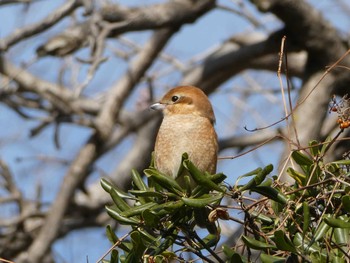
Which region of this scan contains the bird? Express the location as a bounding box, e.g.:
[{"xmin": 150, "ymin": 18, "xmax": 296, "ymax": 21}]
[
  {"xmin": 150, "ymin": 86, "xmax": 219, "ymax": 235},
  {"xmin": 150, "ymin": 85, "xmax": 218, "ymax": 185}
]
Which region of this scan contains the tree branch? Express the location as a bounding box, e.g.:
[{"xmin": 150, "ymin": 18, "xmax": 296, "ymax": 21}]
[{"xmin": 0, "ymin": 0, "xmax": 82, "ymax": 51}]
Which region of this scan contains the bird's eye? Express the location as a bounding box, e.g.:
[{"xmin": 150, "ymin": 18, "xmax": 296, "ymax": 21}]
[{"xmin": 171, "ymin": 95, "xmax": 179, "ymax": 102}]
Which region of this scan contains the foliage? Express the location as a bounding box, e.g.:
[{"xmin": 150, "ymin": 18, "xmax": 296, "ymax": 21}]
[{"xmin": 101, "ymin": 139, "xmax": 350, "ymax": 262}]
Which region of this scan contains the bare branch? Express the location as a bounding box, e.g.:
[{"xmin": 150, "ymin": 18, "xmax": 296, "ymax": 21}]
[
  {"xmin": 95, "ymin": 27, "xmax": 177, "ymax": 139},
  {"xmin": 37, "ymin": 0, "xmax": 215, "ymax": 57},
  {"xmin": 0, "ymin": 0, "xmax": 82, "ymax": 51}
]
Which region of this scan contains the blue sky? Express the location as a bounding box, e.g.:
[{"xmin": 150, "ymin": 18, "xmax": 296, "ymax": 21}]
[{"xmin": 0, "ymin": 0, "xmax": 348, "ymax": 262}]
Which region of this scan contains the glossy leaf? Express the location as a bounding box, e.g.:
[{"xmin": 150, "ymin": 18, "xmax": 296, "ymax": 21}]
[
  {"xmin": 151, "ymin": 200, "xmax": 184, "ymax": 215},
  {"xmin": 302, "ymin": 202, "xmax": 310, "ymax": 235},
  {"xmin": 105, "ymin": 205, "xmax": 139, "ymax": 226},
  {"xmin": 120, "ymin": 202, "xmax": 157, "ymax": 217},
  {"xmin": 331, "ymin": 160, "xmax": 350, "ymax": 166},
  {"xmin": 181, "ymin": 194, "xmax": 223, "ymax": 208},
  {"xmin": 152, "ymin": 229, "xmax": 177, "ymax": 255},
  {"xmin": 291, "ymin": 150, "xmax": 313, "ymax": 166},
  {"xmin": 324, "ymin": 215, "xmax": 350, "ymax": 228},
  {"xmin": 320, "ymin": 136, "xmax": 332, "ymax": 156},
  {"xmin": 110, "ymin": 188, "xmax": 131, "ymax": 212},
  {"xmin": 131, "ymin": 169, "xmax": 148, "ymax": 191},
  {"xmin": 293, "ymin": 232, "xmax": 322, "ymax": 255},
  {"xmin": 334, "ymin": 223, "xmax": 349, "ymax": 245},
  {"xmin": 183, "ymin": 159, "xmax": 224, "ymax": 192},
  {"xmin": 314, "ymin": 220, "xmax": 330, "ymax": 242},
  {"xmin": 130, "ymin": 231, "xmax": 146, "ymax": 261},
  {"xmin": 202, "ymin": 232, "xmax": 220, "ymax": 247},
  {"xmin": 309, "ymin": 140, "xmax": 320, "ymax": 157},
  {"xmin": 128, "ymin": 190, "xmax": 164, "ymax": 199},
  {"xmin": 239, "ymin": 164, "xmax": 273, "ymax": 191},
  {"xmin": 260, "ymin": 253, "xmax": 285, "ymax": 263},
  {"xmin": 222, "ymin": 244, "xmax": 235, "ymax": 259},
  {"xmin": 251, "ymin": 211, "xmax": 274, "ymax": 225},
  {"xmin": 106, "ymin": 224, "xmax": 118, "ymax": 243},
  {"xmin": 251, "ymin": 186, "xmax": 288, "ymax": 205},
  {"xmin": 144, "ymin": 168, "xmax": 184, "ymax": 195},
  {"xmin": 286, "ymin": 167, "xmax": 306, "ymax": 186},
  {"xmin": 242, "ymin": 235, "xmax": 276, "ymax": 250},
  {"xmin": 110, "ymin": 249, "xmax": 119, "ymax": 263},
  {"xmin": 274, "ymin": 230, "xmax": 297, "ymax": 253},
  {"xmin": 341, "ymin": 195, "xmax": 350, "ymax": 213},
  {"xmin": 142, "ymin": 209, "xmax": 160, "ymax": 228},
  {"xmin": 101, "ymin": 178, "xmax": 132, "ymax": 199},
  {"xmin": 192, "ymin": 172, "xmax": 227, "ymax": 197}
]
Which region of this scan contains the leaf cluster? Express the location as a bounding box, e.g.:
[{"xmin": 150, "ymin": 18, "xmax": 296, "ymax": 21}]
[
  {"xmin": 101, "ymin": 139, "xmax": 350, "ymax": 263},
  {"xmin": 231, "ymin": 139, "xmax": 350, "ymax": 263},
  {"xmin": 101, "ymin": 153, "xmax": 227, "ymax": 262}
]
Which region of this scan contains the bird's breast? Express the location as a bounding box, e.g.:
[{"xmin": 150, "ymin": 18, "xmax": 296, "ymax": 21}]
[{"xmin": 154, "ymin": 114, "xmax": 218, "ymax": 179}]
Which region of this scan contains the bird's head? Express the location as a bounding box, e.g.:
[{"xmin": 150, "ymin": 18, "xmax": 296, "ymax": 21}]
[{"xmin": 150, "ymin": 86, "xmax": 216, "ymax": 124}]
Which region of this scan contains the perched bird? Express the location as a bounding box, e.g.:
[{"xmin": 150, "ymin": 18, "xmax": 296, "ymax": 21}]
[{"xmin": 150, "ymin": 85, "xmax": 218, "ymax": 185}]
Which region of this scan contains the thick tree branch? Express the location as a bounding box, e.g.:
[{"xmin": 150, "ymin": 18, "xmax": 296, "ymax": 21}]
[
  {"xmin": 183, "ymin": 31, "xmax": 304, "ymax": 93},
  {"xmin": 15, "ymin": 27, "xmax": 176, "ymax": 263},
  {"xmin": 95, "ymin": 28, "xmax": 177, "ymax": 139},
  {"xmin": 37, "ymin": 0, "xmax": 215, "ymax": 57}
]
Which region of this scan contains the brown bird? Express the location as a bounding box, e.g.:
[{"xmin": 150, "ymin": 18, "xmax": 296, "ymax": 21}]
[{"xmin": 150, "ymin": 85, "xmax": 218, "ymax": 185}]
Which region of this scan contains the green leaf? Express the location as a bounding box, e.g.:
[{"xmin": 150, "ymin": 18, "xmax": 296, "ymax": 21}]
[
  {"xmin": 309, "ymin": 140, "xmax": 320, "ymax": 157},
  {"xmin": 106, "ymin": 224, "xmax": 118, "ymax": 243},
  {"xmin": 324, "ymin": 215, "xmax": 350, "ymax": 228},
  {"xmin": 286, "ymin": 167, "xmax": 306, "ymax": 186},
  {"xmin": 130, "ymin": 231, "xmax": 146, "ymax": 260},
  {"xmin": 334, "ymin": 224, "xmax": 349, "ymax": 245},
  {"xmin": 192, "ymin": 172, "xmax": 227, "ymax": 197},
  {"xmin": 320, "ymin": 136, "xmax": 332, "ymax": 156},
  {"xmin": 183, "ymin": 175, "xmax": 192, "ymax": 196},
  {"xmin": 260, "ymin": 178, "xmax": 273, "ymax": 187},
  {"xmin": 110, "ymin": 188, "xmax": 131, "ymax": 212},
  {"xmin": 131, "ymin": 169, "xmax": 148, "ymax": 191},
  {"xmin": 128, "ymin": 190, "xmax": 164, "ymax": 199},
  {"xmin": 101, "ymin": 178, "xmax": 132, "ymax": 199},
  {"xmin": 303, "ymin": 202, "xmax": 310, "ymax": 235},
  {"xmin": 144, "ymin": 168, "xmax": 184, "ymax": 195},
  {"xmin": 120, "ymin": 202, "xmax": 157, "ymax": 217},
  {"xmin": 260, "ymin": 253, "xmax": 285, "ymax": 263},
  {"xmin": 238, "ymin": 164, "xmax": 273, "ymax": 191},
  {"xmin": 110, "ymin": 249, "xmax": 119, "ymax": 263},
  {"xmin": 181, "ymin": 194, "xmax": 223, "ymax": 208},
  {"xmin": 151, "ymin": 200, "xmax": 184, "ymax": 216},
  {"xmin": 236, "ymin": 167, "xmax": 262, "ymax": 182},
  {"xmin": 250, "ymin": 211, "xmax": 274, "ymax": 225},
  {"xmin": 222, "ymin": 244, "xmax": 235, "ymax": 259},
  {"xmin": 291, "ymin": 150, "xmax": 313, "ymax": 166},
  {"xmin": 176, "ymin": 152, "xmax": 188, "ymax": 178},
  {"xmin": 331, "ymin": 160, "xmax": 350, "ymax": 166},
  {"xmin": 142, "ymin": 209, "xmax": 160, "ymax": 228},
  {"xmin": 314, "ymin": 220, "xmax": 331, "ymax": 241},
  {"xmin": 241, "ymin": 235, "xmax": 276, "ymax": 250},
  {"xmin": 202, "ymin": 232, "xmax": 220, "ymax": 247},
  {"xmin": 274, "ymin": 230, "xmax": 297, "ymax": 253},
  {"xmin": 251, "ymin": 186, "xmax": 288, "ymax": 205},
  {"xmin": 341, "ymin": 195, "xmax": 350, "ymax": 213},
  {"xmin": 293, "ymin": 232, "xmax": 322, "ymax": 255},
  {"xmin": 138, "ymin": 229, "xmax": 158, "ymax": 245},
  {"xmin": 222, "ymin": 244, "xmax": 246, "ymax": 262},
  {"xmin": 183, "ymin": 159, "xmax": 224, "ymax": 192},
  {"xmin": 152, "ymin": 229, "xmax": 177, "ymax": 255},
  {"xmin": 105, "ymin": 205, "xmax": 139, "ymax": 225}
]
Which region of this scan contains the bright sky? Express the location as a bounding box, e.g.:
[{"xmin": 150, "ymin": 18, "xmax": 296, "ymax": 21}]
[{"xmin": 0, "ymin": 0, "xmax": 348, "ymax": 262}]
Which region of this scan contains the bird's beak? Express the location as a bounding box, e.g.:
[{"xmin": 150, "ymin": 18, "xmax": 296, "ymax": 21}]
[{"xmin": 150, "ymin": 102, "xmax": 166, "ymax": 111}]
